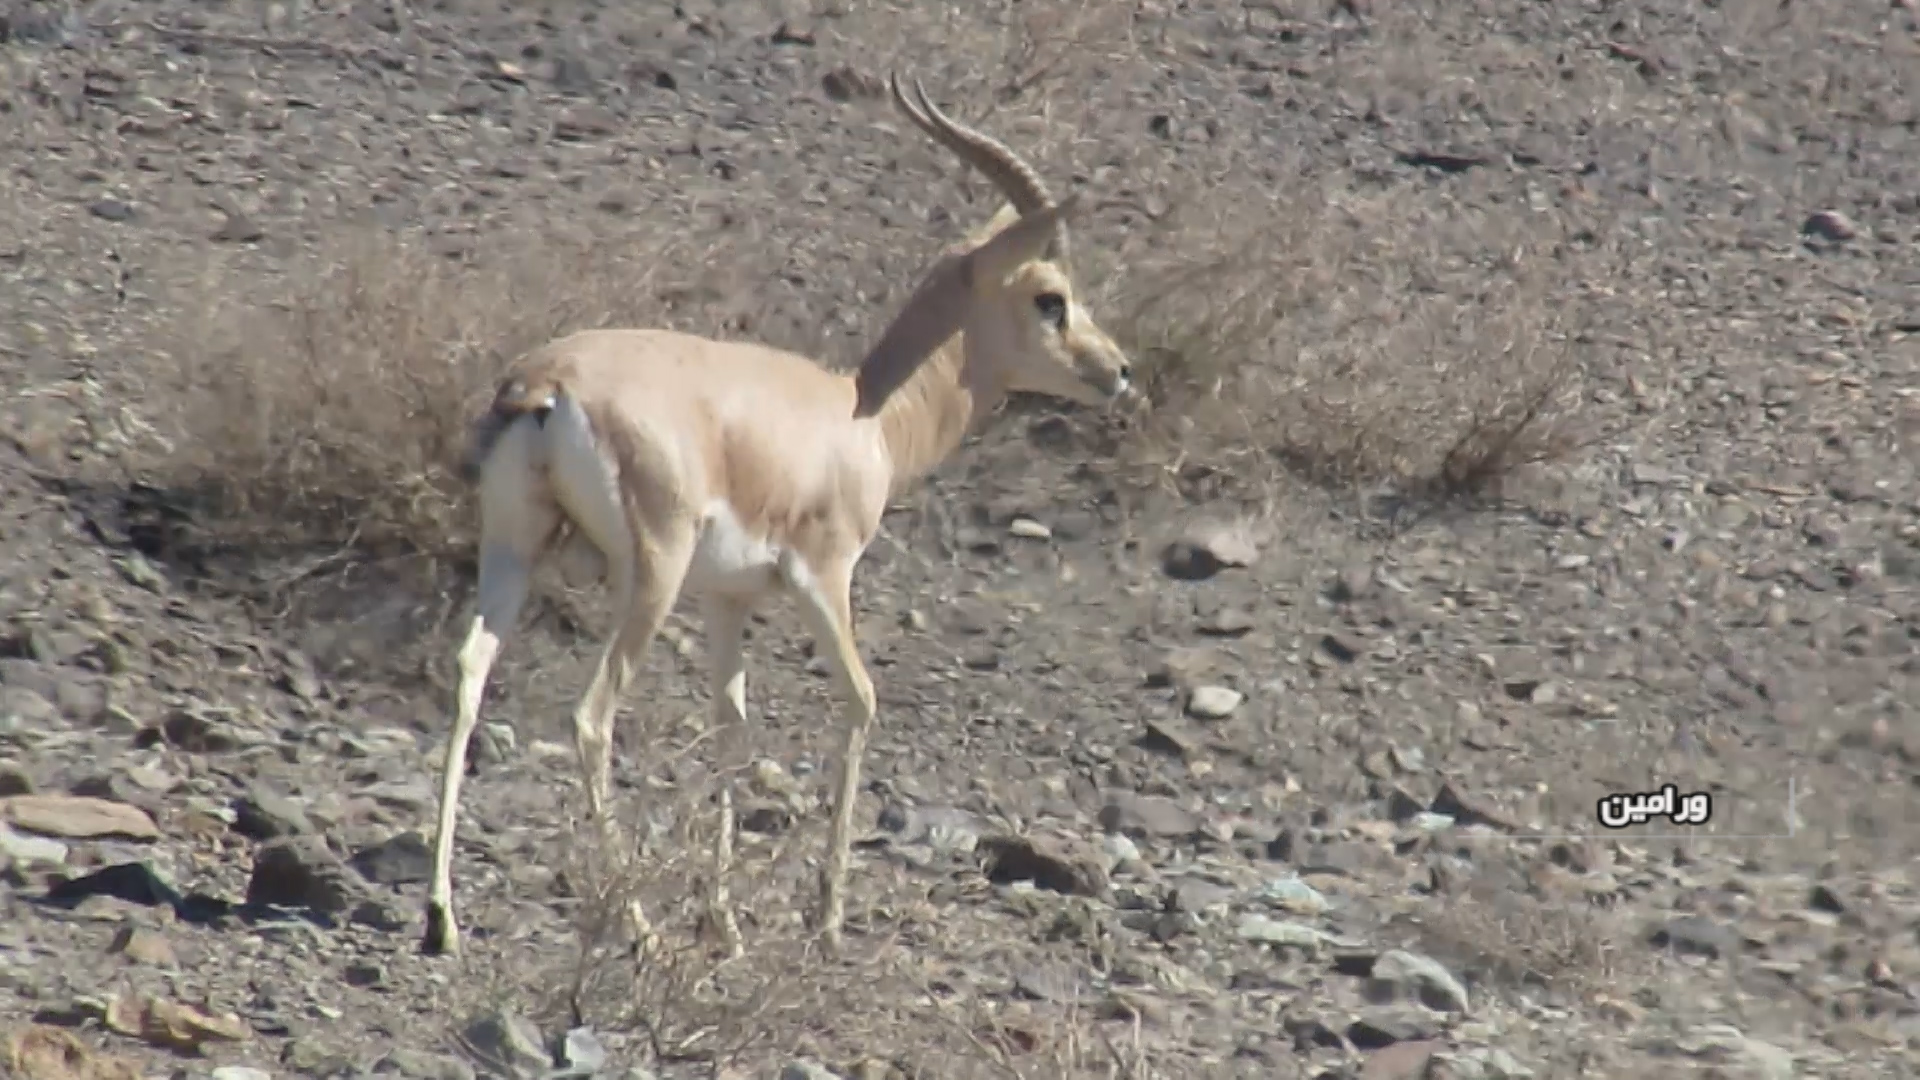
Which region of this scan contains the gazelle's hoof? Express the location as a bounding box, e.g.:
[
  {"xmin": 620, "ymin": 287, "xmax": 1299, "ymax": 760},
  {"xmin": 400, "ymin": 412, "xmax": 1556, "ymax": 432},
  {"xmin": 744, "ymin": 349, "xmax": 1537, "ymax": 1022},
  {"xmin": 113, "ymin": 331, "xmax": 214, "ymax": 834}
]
[{"xmin": 422, "ymin": 901, "xmax": 461, "ymax": 957}]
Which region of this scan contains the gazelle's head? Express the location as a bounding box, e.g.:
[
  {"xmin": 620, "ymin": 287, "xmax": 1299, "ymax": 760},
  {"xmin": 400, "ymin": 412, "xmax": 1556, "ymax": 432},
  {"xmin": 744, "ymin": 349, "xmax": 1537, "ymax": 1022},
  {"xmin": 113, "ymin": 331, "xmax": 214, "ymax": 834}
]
[{"xmin": 889, "ymin": 75, "xmax": 1134, "ymax": 409}]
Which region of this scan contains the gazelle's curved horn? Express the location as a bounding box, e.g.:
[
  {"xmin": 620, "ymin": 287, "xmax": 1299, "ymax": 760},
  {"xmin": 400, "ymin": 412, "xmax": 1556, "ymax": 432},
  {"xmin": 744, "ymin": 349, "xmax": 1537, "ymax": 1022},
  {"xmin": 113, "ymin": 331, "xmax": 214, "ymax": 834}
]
[{"xmin": 888, "ymin": 72, "xmax": 1069, "ymax": 266}]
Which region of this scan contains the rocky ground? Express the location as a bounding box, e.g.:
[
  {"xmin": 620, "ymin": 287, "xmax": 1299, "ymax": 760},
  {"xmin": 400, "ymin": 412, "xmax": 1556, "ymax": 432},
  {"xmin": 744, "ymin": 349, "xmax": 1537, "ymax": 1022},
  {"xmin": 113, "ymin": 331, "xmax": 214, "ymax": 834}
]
[{"xmin": 2, "ymin": 0, "xmax": 1918, "ymax": 1077}]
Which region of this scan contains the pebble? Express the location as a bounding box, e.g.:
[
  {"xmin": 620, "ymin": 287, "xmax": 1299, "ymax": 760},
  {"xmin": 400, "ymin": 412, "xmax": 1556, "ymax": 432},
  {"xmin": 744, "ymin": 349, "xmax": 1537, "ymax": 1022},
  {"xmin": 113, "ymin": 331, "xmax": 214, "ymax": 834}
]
[
  {"xmin": 1185, "ymin": 684, "xmax": 1244, "ymax": 719},
  {"xmin": 1370, "ymin": 949, "xmax": 1471, "ymax": 1013},
  {"xmin": 1255, "ymin": 872, "xmax": 1331, "ymax": 915},
  {"xmin": 0, "ymin": 822, "xmax": 69, "ymax": 866},
  {"xmin": 1237, "ymin": 915, "xmax": 1335, "ymax": 948}
]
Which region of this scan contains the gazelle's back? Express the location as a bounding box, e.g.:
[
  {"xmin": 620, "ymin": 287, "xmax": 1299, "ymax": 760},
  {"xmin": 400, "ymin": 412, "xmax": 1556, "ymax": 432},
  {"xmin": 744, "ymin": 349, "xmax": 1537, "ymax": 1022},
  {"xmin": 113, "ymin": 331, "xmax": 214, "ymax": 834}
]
[{"xmin": 528, "ymin": 328, "xmax": 860, "ymax": 422}]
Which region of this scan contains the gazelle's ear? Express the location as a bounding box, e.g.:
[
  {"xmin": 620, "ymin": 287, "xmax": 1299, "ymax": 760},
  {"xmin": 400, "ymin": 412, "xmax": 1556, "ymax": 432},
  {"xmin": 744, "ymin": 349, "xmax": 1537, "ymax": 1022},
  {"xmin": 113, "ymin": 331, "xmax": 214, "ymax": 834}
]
[{"xmin": 969, "ymin": 195, "xmax": 1079, "ymax": 287}]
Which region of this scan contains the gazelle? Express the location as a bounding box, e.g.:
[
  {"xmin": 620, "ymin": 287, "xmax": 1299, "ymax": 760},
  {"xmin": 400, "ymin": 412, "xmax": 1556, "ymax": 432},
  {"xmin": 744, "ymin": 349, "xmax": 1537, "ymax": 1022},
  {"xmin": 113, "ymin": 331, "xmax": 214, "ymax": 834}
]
[{"xmin": 424, "ymin": 73, "xmax": 1135, "ymax": 957}]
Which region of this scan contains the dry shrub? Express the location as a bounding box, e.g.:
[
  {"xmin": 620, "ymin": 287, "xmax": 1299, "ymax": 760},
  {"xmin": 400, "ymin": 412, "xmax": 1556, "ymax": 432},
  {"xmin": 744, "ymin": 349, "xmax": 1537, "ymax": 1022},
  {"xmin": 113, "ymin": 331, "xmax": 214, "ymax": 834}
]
[
  {"xmin": 536, "ymin": 763, "xmax": 1168, "ymax": 1079},
  {"xmin": 1412, "ymin": 864, "xmax": 1646, "ymax": 1002},
  {"xmin": 1098, "ymin": 172, "xmax": 1597, "ymax": 510},
  {"xmin": 141, "ymin": 222, "xmax": 744, "ymax": 565}
]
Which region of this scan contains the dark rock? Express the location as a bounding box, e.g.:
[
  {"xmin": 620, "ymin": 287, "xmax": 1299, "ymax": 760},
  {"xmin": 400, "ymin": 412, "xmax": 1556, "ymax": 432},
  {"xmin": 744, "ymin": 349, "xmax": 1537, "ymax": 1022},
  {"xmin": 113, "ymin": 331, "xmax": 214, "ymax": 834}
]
[
  {"xmin": 980, "ymin": 833, "xmax": 1107, "ymax": 897},
  {"xmin": 350, "ymin": 830, "xmax": 432, "ymax": 886},
  {"xmin": 1098, "ymin": 792, "xmax": 1200, "ymax": 839},
  {"xmin": 247, "ymin": 836, "xmax": 361, "ymax": 913},
  {"xmin": 233, "ymin": 787, "xmax": 314, "ymax": 840}
]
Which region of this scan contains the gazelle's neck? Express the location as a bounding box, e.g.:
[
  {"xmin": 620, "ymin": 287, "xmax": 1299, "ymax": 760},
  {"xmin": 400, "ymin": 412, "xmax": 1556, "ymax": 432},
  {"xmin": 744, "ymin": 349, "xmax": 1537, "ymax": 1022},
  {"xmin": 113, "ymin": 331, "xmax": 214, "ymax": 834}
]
[{"xmin": 872, "ymin": 337, "xmax": 1001, "ymax": 497}]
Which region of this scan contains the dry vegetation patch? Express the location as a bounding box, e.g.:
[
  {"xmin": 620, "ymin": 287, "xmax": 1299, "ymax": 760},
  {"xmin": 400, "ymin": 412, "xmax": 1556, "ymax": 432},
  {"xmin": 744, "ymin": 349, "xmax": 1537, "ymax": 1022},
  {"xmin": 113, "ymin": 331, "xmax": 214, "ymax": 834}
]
[
  {"xmin": 1097, "ymin": 179, "xmax": 1600, "ymax": 509},
  {"xmin": 139, "ymin": 224, "xmax": 745, "ymax": 563},
  {"xmin": 471, "ymin": 767, "xmax": 1168, "ymax": 1079},
  {"xmin": 141, "ymin": 181, "xmax": 1604, "ymax": 575}
]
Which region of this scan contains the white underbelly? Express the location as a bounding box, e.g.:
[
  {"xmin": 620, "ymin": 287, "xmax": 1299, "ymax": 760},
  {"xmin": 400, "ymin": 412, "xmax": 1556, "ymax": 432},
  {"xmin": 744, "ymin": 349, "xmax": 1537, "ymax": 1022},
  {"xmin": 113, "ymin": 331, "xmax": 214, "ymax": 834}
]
[{"xmin": 684, "ymin": 500, "xmax": 786, "ymax": 597}]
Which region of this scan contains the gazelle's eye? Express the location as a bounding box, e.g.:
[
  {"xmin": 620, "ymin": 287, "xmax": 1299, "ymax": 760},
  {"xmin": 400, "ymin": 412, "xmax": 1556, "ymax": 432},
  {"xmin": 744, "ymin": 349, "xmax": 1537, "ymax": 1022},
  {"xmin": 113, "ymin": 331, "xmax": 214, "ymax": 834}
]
[{"xmin": 1033, "ymin": 292, "xmax": 1067, "ymax": 329}]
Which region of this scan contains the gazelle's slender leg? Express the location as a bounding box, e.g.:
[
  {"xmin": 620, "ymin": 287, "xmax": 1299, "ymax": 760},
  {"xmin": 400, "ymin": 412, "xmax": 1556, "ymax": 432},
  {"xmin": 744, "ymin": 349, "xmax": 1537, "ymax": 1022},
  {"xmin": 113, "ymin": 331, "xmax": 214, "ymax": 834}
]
[
  {"xmin": 570, "ymin": 526, "xmax": 694, "ymax": 949},
  {"xmin": 425, "ymin": 526, "xmax": 549, "ymax": 956},
  {"xmin": 791, "ymin": 560, "xmax": 877, "ymax": 953},
  {"xmin": 702, "ymin": 594, "xmax": 751, "ymax": 956}
]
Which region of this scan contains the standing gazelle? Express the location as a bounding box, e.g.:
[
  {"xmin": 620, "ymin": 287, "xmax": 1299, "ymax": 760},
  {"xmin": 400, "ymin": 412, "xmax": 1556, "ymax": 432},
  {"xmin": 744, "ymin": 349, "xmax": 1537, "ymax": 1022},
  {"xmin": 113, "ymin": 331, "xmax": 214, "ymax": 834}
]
[{"xmin": 424, "ymin": 73, "xmax": 1134, "ymax": 957}]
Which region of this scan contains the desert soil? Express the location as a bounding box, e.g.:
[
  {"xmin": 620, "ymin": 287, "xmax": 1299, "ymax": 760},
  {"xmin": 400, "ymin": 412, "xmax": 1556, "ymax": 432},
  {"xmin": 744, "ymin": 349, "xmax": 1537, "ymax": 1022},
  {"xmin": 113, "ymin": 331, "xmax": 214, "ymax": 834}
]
[{"xmin": 2, "ymin": 0, "xmax": 1918, "ymax": 1078}]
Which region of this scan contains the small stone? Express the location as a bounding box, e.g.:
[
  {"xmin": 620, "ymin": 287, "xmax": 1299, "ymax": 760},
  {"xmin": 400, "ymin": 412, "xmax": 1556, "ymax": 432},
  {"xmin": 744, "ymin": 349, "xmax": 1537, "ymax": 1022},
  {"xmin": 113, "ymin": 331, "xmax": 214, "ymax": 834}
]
[
  {"xmin": 1802, "ymin": 210, "xmax": 1857, "ymax": 242},
  {"xmin": 104, "ymin": 994, "xmax": 250, "ymax": 1051},
  {"xmin": 1348, "ymin": 1009, "xmax": 1442, "ymax": 1049},
  {"xmin": 0, "ymin": 822, "xmax": 68, "ymax": 866},
  {"xmin": 1255, "ymin": 873, "xmax": 1331, "ymax": 916},
  {"xmin": 1169, "ymin": 878, "xmax": 1235, "ymax": 913},
  {"xmin": 0, "ymin": 686, "xmax": 61, "ymax": 731},
  {"xmin": 1435, "ymin": 1046, "xmax": 1536, "ymax": 1079},
  {"xmin": 211, "ymin": 1067, "xmax": 272, "ymax": 1080},
  {"xmin": 5, "ymin": 1026, "xmax": 142, "ymax": 1080},
  {"xmin": 737, "ymin": 799, "xmax": 795, "ymax": 835},
  {"xmin": 108, "ymin": 925, "xmax": 177, "ymax": 967},
  {"xmin": 472, "ymin": 722, "xmax": 517, "ymax": 768},
  {"xmin": 368, "ymin": 1049, "xmax": 474, "ymax": 1080},
  {"xmin": 1138, "ymin": 715, "xmax": 1207, "ymax": 758},
  {"xmin": 1360, "ymin": 1040, "xmax": 1444, "ymax": 1080},
  {"xmin": 1101, "ymin": 833, "xmax": 1141, "ymax": 868},
  {"xmin": 780, "ymin": 1063, "xmax": 844, "ymax": 1080},
  {"xmin": 349, "ymin": 831, "xmax": 432, "ymax": 885},
  {"xmin": 1368, "ymin": 949, "xmax": 1470, "ymax": 1012},
  {"xmin": 1236, "ymin": 916, "xmax": 1333, "ymax": 949},
  {"xmin": 1325, "ymin": 565, "xmax": 1374, "ymax": 603},
  {"xmin": 979, "ymin": 833, "xmax": 1107, "ymax": 897},
  {"xmin": 1161, "ymin": 521, "xmax": 1259, "ymax": 580},
  {"xmin": 246, "ymin": 836, "xmax": 361, "ymax": 914},
  {"xmin": 1185, "ymin": 685, "xmax": 1243, "ymax": 719},
  {"xmin": 1196, "ymin": 606, "xmax": 1256, "ymax": 637},
  {"xmin": 1319, "ymin": 633, "xmax": 1364, "ymax": 663},
  {"xmin": 552, "ymin": 1027, "xmax": 606, "ymax": 1076},
  {"xmin": 283, "ymin": 1038, "xmax": 349, "ymax": 1075},
  {"xmin": 135, "ymin": 709, "xmax": 241, "ymax": 752},
  {"xmin": 1, "ymin": 794, "xmax": 160, "ymax": 841},
  {"xmin": 1648, "ymin": 915, "xmax": 1740, "ymax": 959},
  {"xmin": 1429, "ymin": 782, "xmax": 1519, "ymax": 832},
  {"xmin": 458, "ymin": 1009, "xmax": 549, "ymax": 1080},
  {"xmin": 821, "ymin": 66, "xmax": 882, "ymax": 103},
  {"xmin": 210, "ymin": 212, "xmax": 265, "ymax": 244},
  {"xmin": 1386, "ymin": 786, "xmax": 1426, "ymax": 823},
  {"xmin": 0, "ymin": 761, "xmax": 32, "ymax": 796},
  {"xmin": 232, "ymin": 787, "xmax": 313, "ymax": 840},
  {"xmin": 89, "ymin": 198, "xmax": 136, "ymax": 222},
  {"xmin": 342, "ymin": 961, "xmax": 387, "ymax": 988},
  {"xmin": 350, "ymin": 897, "xmax": 410, "ymax": 931},
  {"xmin": 1098, "ymin": 792, "xmax": 1199, "ymax": 839},
  {"xmin": 1146, "ymin": 646, "xmax": 1223, "ymax": 689}
]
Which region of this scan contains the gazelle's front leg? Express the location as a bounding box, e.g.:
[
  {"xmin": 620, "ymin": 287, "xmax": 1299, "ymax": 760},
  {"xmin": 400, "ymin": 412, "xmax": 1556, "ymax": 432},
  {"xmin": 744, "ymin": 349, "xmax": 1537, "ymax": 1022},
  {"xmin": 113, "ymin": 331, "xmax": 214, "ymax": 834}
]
[{"xmin": 791, "ymin": 561, "xmax": 877, "ymax": 953}]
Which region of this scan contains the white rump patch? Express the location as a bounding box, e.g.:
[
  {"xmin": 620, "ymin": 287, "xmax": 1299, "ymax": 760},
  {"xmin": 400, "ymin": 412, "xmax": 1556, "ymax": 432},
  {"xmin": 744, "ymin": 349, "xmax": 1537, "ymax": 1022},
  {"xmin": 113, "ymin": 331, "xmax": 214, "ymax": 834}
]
[{"xmin": 540, "ymin": 395, "xmax": 632, "ymax": 588}]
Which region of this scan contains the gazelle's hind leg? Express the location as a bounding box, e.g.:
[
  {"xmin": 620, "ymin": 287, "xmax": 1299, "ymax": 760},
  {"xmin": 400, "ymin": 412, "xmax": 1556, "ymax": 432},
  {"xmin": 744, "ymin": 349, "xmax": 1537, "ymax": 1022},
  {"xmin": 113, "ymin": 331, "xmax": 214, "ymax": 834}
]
[
  {"xmin": 533, "ymin": 392, "xmax": 687, "ymax": 951},
  {"xmin": 425, "ymin": 432, "xmax": 559, "ymax": 956},
  {"xmin": 701, "ymin": 594, "xmax": 753, "ymax": 956},
  {"xmin": 568, "ymin": 523, "xmax": 696, "ymax": 951},
  {"xmin": 788, "ymin": 558, "xmax": 877, "ymax": 954}
]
